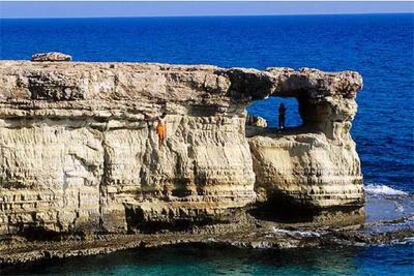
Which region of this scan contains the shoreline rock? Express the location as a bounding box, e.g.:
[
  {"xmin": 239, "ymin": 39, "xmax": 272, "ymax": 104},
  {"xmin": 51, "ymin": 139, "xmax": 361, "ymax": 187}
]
[{"xmin": 1, "ymin": 210, "xmax": 412, "ymax": 267}]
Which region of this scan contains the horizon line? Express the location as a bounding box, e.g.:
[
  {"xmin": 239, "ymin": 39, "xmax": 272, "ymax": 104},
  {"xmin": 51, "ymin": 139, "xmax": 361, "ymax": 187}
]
[{"xmin": 2, "ymin": 11, "xmax": 413, "ymax": 20}]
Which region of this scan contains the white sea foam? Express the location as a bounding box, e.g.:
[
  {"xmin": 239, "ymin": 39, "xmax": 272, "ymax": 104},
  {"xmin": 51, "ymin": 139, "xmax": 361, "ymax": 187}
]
[
  {"xmin": 272, "ymin": 227, "xmax": 321, "ymax": 237},
  {"xmin": 395, "ymin": 202, "xmax": 405, "ymax": 213},
  {"xmin": 403, "ymin": 237, "xmax": 414, "ymax": 243},
  {"xmin": 382, "ymin": 237, "xmax": 414, "ymax": 246},
  {"xmin": 364, "ymin": 184, "xmax": 408, "ymax": 196}
]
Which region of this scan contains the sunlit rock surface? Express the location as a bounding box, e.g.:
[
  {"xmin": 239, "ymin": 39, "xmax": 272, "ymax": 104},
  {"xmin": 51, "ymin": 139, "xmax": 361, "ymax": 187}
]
[{"xmin": 0, "ymin": 61, "xmax": 363, "ymax": 235}]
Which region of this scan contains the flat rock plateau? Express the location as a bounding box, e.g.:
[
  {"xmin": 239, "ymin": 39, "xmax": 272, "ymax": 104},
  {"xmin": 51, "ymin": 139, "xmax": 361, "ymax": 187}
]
[{"xmin": 0, "ymin": 59, "xmax": 412, "ymax": 267}]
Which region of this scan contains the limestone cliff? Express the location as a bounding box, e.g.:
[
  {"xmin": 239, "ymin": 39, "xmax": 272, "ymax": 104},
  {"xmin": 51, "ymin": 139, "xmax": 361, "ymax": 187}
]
[{"xmin": 0, "ymin": 61, "xmax": 363, "ymax": 235}]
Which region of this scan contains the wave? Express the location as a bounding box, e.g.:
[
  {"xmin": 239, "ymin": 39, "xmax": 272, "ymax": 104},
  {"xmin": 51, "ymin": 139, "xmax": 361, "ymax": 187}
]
[
  {"xmin": 364, "ymin": 184, "xmax": 408, "ymax": 196},
  {"xmin": 272, "ymin": 227, "xmax": 321, "ymax": 237}
]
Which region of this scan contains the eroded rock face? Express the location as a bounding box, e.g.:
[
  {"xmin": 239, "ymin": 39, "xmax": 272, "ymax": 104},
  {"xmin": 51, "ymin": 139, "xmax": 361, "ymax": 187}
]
[
  {"xmin": 0, "ymin": 61, "xmax": 363, "ymax": 235},
  {"xmin": 249, "ymin": 133, "xmax": 363, "ymax": 212}
]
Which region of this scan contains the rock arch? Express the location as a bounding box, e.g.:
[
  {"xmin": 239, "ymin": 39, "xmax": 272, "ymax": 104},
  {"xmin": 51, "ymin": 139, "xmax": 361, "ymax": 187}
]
[
  {"xmin": 0, "ymin": 61, "xmax": 364, "ymax": 235},
  {"xmin": 229, "ymin": 67, "xmax": 364, "ymax": 221}
]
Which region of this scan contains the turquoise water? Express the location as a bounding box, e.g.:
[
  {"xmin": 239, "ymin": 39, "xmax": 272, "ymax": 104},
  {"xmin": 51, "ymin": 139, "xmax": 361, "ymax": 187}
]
[
  {"xmin": 3, "ymin": 244, "xmax": 414, "ymax": 275},
  {"xmin": 0, "ymin": 14, "xmax": 413, "ymax": 275}
]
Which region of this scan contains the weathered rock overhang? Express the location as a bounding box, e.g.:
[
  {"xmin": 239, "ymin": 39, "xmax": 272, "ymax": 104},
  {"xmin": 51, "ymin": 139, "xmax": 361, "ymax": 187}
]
[{"xmin": 0, "ymin": 61, "xmax": 364, "ymax": 235}]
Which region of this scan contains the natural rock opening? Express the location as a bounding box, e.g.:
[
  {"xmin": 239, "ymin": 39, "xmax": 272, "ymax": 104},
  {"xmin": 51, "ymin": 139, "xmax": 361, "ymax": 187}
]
[{"xmin": 246, "ymin": 96, "xmax": 303, "ymax": 133}]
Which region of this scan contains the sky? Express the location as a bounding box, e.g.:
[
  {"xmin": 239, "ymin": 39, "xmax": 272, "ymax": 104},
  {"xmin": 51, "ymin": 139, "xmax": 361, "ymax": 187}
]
[{"xmin": 0, "ymin": 1, "xmax": 413, "ymax": 19}]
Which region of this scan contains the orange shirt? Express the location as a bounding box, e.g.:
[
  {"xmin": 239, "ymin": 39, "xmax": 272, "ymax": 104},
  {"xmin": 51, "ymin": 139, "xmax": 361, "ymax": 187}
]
[{"xmin": 156, "ymin": 120, "xmax": 166, "ymax": 137}]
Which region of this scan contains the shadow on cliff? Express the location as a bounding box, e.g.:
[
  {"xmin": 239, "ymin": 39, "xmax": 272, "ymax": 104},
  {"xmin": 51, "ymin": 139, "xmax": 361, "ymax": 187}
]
[
  {"xmin": 248, "ymin": 192, "xmax": 365, "ymax": 225},
  {"xmin": 245, "ymin": 124, "xmax": 320, "ymax": 139},
  {"xmin": 124, "ymin": 205, "xmax": 235, "ymax": 234},
  {"xmin": 248, "ymin": 194, "xmax": 320, "ymax": 223}
]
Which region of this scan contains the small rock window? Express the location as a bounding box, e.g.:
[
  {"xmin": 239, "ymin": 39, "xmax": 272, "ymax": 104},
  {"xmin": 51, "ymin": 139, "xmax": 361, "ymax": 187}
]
[{"xmin": 246, "ymin": 96, "xmax": 303, "ymax": 129}]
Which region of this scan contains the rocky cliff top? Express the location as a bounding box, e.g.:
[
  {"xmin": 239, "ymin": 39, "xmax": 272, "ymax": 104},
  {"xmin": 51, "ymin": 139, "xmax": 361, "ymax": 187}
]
[{"xmin": 0, "ymin": 61, "xmax": 362, "ymax": 118}]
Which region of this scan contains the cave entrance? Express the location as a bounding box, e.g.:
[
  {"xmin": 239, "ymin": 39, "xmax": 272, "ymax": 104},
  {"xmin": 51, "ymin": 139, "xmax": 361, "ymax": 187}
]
[{"xmin": 246, "ymin": 96, "xmax": 302, "ymax": 130}]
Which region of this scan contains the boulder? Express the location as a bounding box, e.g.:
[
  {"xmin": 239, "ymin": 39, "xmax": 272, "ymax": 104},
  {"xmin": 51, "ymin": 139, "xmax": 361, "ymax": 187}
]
[
  {"xmin": 246, "ymin": 114, "xmax": 268, "ymax": 128},
  {"xmin": 31, "ymin": 52, "xmax": 72, "ymax": 62}
]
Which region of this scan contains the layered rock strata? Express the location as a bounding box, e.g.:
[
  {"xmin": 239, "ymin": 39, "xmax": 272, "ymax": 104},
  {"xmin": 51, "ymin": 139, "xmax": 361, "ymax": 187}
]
[{"xmin": 0, "ymin": 61, "xmax": 364, "ymax": 236}]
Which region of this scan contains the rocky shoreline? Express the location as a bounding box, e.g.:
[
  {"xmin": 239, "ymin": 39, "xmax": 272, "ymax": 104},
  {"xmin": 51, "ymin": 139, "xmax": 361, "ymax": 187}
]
[
  {"xmin": 1, "ymin": 211, "xmax": 413, "ymax": 268},
  {"xmin": 2, "ymin": 189, "xmax": 414, "ymax": 268}
]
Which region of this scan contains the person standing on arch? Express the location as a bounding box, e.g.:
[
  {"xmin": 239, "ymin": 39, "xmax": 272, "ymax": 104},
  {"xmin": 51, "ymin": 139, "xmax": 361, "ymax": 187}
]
[{"xmin": 278, "ymin": 103, "xmax": 286, "ymax": 129}]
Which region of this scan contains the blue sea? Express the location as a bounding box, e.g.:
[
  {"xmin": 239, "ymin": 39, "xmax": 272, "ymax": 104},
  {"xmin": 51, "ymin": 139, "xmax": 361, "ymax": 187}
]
[{"xmin": 1, "ymin": 14, "xmax": 413, "ymax": 275}]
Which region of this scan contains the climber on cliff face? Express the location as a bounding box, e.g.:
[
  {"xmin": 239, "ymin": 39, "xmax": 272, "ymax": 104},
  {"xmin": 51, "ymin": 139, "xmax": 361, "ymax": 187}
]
[
  {"xmin": 156, "ymin": 113, "xmax": 167, "ymax": 148},
  {"xmin": 278, "ymin": 103, "xmax": 286, "ymax": 129}
]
